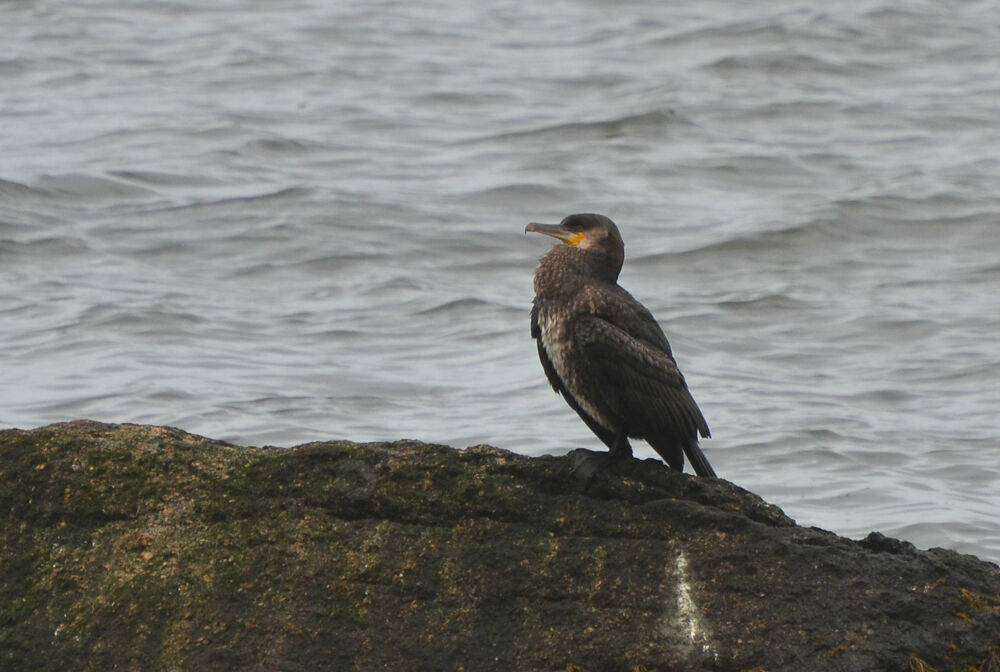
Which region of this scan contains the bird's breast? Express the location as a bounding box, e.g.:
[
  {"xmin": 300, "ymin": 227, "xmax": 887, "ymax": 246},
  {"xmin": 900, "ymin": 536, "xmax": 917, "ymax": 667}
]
[{"xmin": 536, "ymin": 303, "xmax": 614, "ymax": 430}]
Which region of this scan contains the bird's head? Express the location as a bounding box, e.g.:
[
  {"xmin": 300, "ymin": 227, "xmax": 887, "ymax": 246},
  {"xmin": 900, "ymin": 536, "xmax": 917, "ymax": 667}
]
[{"xmin": 525, "ymin": 213, "xmax": 625, "ymax": 280}]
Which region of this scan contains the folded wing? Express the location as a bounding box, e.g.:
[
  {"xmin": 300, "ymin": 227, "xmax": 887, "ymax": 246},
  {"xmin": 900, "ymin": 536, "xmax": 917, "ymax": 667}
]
[{"xmin": 575, "ymin": 315, "xmax": 713, "ymax": 474}]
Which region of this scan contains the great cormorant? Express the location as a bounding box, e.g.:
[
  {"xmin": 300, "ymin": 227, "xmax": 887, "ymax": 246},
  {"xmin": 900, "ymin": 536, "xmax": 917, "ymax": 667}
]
[{"xmin": 525, "ymin": 213, "xmax": 715, "ymax": 478}]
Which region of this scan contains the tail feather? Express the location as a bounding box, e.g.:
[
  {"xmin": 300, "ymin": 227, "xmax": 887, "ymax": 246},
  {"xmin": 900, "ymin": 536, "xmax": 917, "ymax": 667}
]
[{"xmin": 684, "ymin": 442, "xmax": 716, "ymax": 478}]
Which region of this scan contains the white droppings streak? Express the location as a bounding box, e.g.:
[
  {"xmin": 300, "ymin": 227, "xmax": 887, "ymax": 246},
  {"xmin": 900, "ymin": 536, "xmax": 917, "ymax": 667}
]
[{"xmin": 671, "ymin": 550, "xmax": 715, "ymax": 657}]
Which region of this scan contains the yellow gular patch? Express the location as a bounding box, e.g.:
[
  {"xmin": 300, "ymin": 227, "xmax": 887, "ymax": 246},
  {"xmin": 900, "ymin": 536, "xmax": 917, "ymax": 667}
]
[{"xmin": 567, "ymin": 232, "xmax": 587, "ymax": 246}]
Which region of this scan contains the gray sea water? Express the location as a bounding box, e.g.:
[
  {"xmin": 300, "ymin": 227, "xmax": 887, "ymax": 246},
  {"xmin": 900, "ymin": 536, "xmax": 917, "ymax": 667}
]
[{"xmin": 2, "ymin": 0, "xmax": 999, "ymax": 561}]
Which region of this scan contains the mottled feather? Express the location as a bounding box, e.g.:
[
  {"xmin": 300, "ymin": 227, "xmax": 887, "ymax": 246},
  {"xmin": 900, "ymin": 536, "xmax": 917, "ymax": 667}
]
[{"xmin": 526, "ymin": 213, "xmax": 715, "ymax": 477}]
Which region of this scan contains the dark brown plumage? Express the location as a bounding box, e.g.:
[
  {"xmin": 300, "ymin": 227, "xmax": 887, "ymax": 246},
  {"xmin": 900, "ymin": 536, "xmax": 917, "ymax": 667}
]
[{"xmin": 525, "ymin": 213, "xmax": 715, "ymax": 477}]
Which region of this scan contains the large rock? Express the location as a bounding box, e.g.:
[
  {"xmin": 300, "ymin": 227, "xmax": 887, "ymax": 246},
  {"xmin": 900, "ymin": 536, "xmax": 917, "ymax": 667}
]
[{"xmin": 1, "ymin": 420, "xmax": 997, "ymax": 671}]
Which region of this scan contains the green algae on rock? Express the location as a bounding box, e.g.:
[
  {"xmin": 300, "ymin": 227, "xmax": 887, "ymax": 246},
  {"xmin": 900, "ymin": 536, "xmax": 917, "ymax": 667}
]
[{"xmin": 1, "ymin": 420, "xmax": 998, "ymax": 672}]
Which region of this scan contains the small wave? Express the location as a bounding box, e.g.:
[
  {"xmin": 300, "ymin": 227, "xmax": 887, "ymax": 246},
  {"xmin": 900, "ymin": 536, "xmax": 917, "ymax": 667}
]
[
  {"xmin": 143, "ymin": 186, "xmax": 310, "ymax": 214},
  {"xmin": 0, "ymin": 236, "xmax": 92, "ymax": 258},
  {"xmin": 716, "ymin": 294, "xmax": 807, "ymax": 311},
  {"xmin": 147, "ymin": 387, "xmax": 201, "ymax": 402},
  {"xmin": 703, "ymin": 52, "xmax": 872, "ymax": 77},
  {"xmin": 126, "ymin": 239, "xmax": 199, "ymax": 259},
  {"xmin": 670, "ymin": 153, "xmax": 823, "ymax": 190},
  {"xmin": 847, "ymin": 388, "xmax": 915, "ymax": 404},
  {"xmin": 75, "ymin": 303, "xmax": 206, "ymax": 330},
  {"xmin": 961, "ymin": 261, "xmax": 1000, "ymax": 283},
  {"xmin": 242, "ymin": 137, "xmax": 325, "ymax": 156},
  {"xmin": 828, "ymin": 194, "xmax": 989, "ymax": 224},
  {"xmin": 292, "ymin": 252, "xmax": 388, "ymax": 272},
  {"xmin": 654, "ymin": 219, "xmax": 837, "ymax": 260},
  {"xmin": 413, "ymin": 297, "xmax": 495, "ymax": 316},
  {"xmin": 32, "ymin": 173, "xmax": 156, "ymax": 200},
  {"xmin": 0, "ymin": 177, "xmax": 45, "ymax": 199},
  {"xmin": 452, "ymin": 183, "xmax": 575, "ymax": 206},
  {"xmin": 468, "ymin": 108, "xmax": 692, "ymax": 144},
  {"xmin": 306, "ymin": 328, "xmax": 366, "ymax": 340},
  {"xmin": 19, "ymin": 394, "xmax": 126, "ymax": 417},
  {"xmin": 109, "ymin": 170, "xmax": 228, "ymax": 189},
  {"xmin": 862, "ymin": 318, "xmax": 940, "ymax": 340},
  {"xmin": 863, "ymin": 6, "xmax": 942, "ymax": 30},
  {"xmin": 650, "ymin": 20, "xmax": 788, "ymax": 48}
]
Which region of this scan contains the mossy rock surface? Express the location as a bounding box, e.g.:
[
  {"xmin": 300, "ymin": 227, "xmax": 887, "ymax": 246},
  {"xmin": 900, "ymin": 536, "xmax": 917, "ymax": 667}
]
[{"xmin": 2, "ymin": 420, "xmax": 998, "ymax": 671}]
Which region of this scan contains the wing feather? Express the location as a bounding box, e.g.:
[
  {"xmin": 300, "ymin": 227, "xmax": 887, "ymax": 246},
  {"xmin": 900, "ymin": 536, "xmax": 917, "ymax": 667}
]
[{"xmin": 575, "ymin": 315, "xmax": 710, "ymax": 453}]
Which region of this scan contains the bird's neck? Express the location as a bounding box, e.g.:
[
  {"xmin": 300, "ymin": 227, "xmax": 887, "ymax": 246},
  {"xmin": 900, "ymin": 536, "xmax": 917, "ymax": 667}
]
[{"xmin": 534, "ymin": 246, "xmax": 622, "ymax": 297}]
